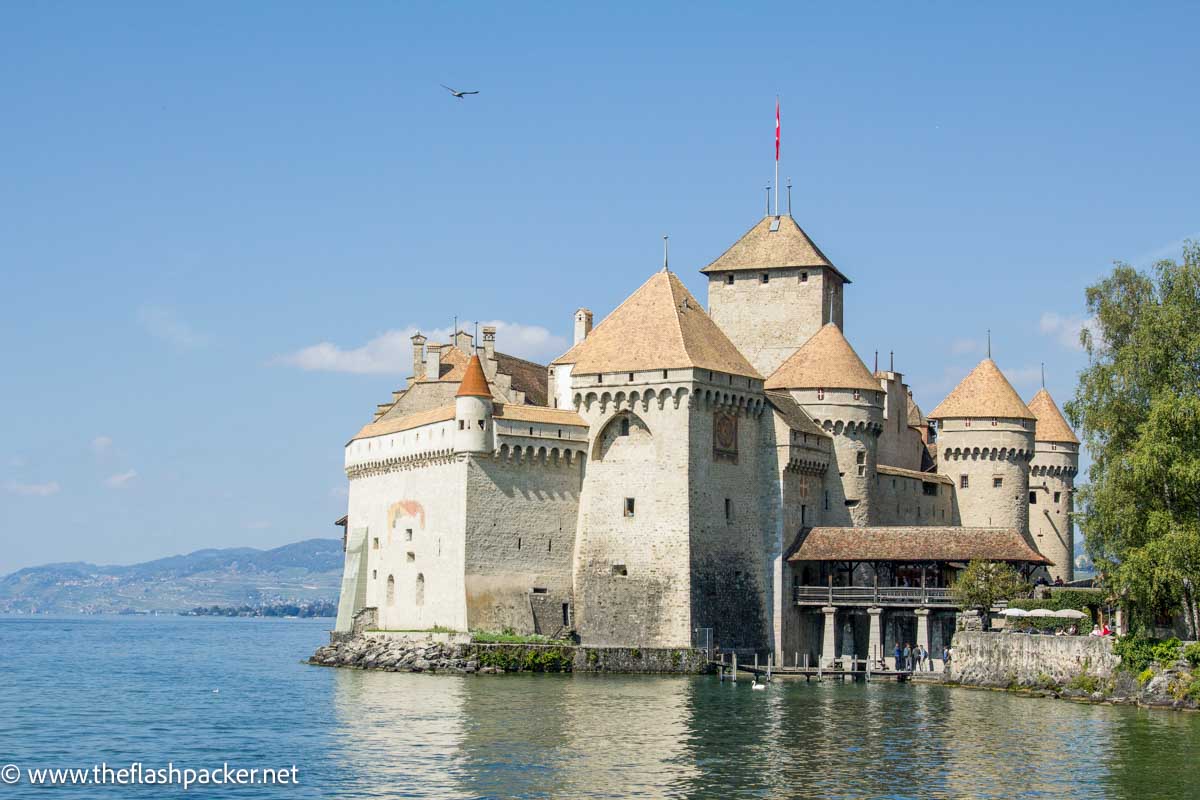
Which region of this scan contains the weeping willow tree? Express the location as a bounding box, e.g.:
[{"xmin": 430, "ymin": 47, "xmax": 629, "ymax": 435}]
[{"xmin": 1066, "ymin": 241, "xmax": 1200, "ymax": 637}]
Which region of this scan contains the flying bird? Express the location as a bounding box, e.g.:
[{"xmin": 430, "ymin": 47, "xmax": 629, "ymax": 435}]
[{"xmin": 440, "ymin": 84, "xmax": 479, "ymax": 99}]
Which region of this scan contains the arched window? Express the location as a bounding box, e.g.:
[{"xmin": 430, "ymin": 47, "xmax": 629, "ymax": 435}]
[
  {"xmin": 415, "ymin": 573, "xmax": 425, "ymax": 607},
  {"xmin": 386, "ymin": 575, "xmax": 395, "ymax": 606}
]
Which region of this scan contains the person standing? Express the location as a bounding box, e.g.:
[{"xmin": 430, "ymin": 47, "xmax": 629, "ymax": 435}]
[
  {"xmin": 943, "ymin": 645, "xmax": 952, "ymax": 674},
  {"xmin": 903, "ymin": 642, "xmax": 913, "ymax": 672},
  {"xmin": 914, "ymin": 645, "xmax": 924, "ymax": 672},
  {"xmin": 893, "ymin": 643, "xmax": 903, "ymax": 671}
]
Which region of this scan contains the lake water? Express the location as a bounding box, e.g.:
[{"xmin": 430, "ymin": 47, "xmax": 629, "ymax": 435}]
[{"xmin": 1, "ymin": 616, "xmax": 1197, "ymax": 799}]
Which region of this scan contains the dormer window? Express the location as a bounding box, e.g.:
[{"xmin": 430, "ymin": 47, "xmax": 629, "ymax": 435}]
[{"xmin": 817, "ymin": 388, "xmax": 825, "ymax": 400}]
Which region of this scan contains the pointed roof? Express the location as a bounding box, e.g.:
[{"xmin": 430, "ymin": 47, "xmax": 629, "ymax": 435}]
[
  {"xmin": 928, "ymin": 359, "xmax": 1035, "ymax": 420},
  {"xmin": 906, "ymin": 396, "xmax": 926, "ymax": 428},
  {"xmin": 700, "ymin": 215, "xmax": 849, "ymax": 282},
  {"xmin": 456, "ymin": 354, "xmax": 492, "ymax": 398},
  {"xmin": 552, "ymin": 271, "xmax": 761, "ymax": 378},
  {"xmin": 765, "ymin": 324, "xmax": 879, "ymax": 392},
  {"xmin": 1027, "ymin": 388, "xmax": 1079, "ymax": 444}
]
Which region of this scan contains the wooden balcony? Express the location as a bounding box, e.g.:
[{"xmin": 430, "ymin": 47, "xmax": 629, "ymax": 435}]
[{"xmin": 793, "ymin": 585, "xmax": 957, "ymax": 608}]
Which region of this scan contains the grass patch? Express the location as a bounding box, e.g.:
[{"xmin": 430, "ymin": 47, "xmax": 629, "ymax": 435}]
[
  {"xmin": 371, "ymin": 626, "xmax": 458, "ymax": 634},
  {"xmin": 471, "ymin": 629, "xmax": 572, "ymax": 645}
]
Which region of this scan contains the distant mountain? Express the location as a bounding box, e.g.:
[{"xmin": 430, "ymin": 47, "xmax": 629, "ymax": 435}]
[{"xmin": 0, "ymin": 539, "xmax": 344, "ymax": 615}]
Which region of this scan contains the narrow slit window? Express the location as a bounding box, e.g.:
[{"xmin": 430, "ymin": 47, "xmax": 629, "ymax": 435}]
[{"xmin": 624, "ymin": 498, "xmax": 636, "ymax": 517}]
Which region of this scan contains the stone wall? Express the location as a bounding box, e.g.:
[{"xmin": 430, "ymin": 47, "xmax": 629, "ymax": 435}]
[
  {"xmin": 706, "ymin": 265, "xmax": 841, "ymax": 378},
  {"xmin": 935, "ymin": 419, "xmax": 1034, "ymax": 532},
  {"xmin": 874, "ymin": 471, "xmax": 954, "ymax": 526},
  {"xmin": 463, "ymin": 453, "xmax": 582, "ymax": 634},
  {"xmin": 949, "ymin": 631, "xmax": 1121, "ymax": 688}
]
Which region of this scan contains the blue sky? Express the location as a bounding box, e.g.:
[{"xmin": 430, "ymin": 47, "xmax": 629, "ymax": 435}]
[{"xmin": 2, "ymin": 2, "xmax": 1197, "ymax": 573}]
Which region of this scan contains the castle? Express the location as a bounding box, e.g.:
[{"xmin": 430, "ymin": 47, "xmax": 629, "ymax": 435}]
[{"xmin": 333, "ymin": 209, "xmax": 1079, "ymax": 666}]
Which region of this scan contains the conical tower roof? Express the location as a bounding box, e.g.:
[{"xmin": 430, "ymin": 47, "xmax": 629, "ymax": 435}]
[
  {"xmin": 765, "ymin": 324, "xmax": 879, "ymax": 392},
  {"xmin": 929, "ymin": 359, "xmax": 1034, "ymax": 420},
  {"xmin": 700, "ymin": 215, "xmax": 849, "ymax": 281},
  {"xmin": 456, "ymin": 354, "xmax": 492, "ymax": 398},
  {"xmin": 552, "ymin": 271, "xmax": 761, "ymax": 379},
  {"xmin": 1026, "ymin": 388, "xmax": 1079, "ymax": 444}
]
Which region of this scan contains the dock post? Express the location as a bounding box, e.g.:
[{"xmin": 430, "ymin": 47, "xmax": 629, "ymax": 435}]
[
  {"xmin": 731, "ymin": 651, "xmax": 738, "ymax": 682},
  {"xmin": 767, "ymin": 652, "xmax": 772, "ymax": 683},
  {"xmin": 754, "ymin": 652, "xmax": 759, "ymax": 672},
  {"xmin": 794, "ymin": 651, "xmax": 798, "ymax": 668}
]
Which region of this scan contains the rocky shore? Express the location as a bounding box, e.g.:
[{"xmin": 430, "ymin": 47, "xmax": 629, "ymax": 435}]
[
  {"xmin": 310, "ymin": 637, "xmax": 502, "ymax": 674},
  {"xmin": 309, "ymin": 634, "xmax": 713, "ymax": 675}
]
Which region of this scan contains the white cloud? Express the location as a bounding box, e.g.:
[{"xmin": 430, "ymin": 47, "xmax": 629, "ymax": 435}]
[
  {"xmin": 104, "ymin": 470, "xmax": 138, "ymax": 489},
  {"xmin": 1039, "ymin": 312, "xmax": 1099, "ymax": 352},
  {"xmin": 91, "ymin": 436, "xmax": 113, "ymax": 454},
  {"xmin": 137, "ymin": 305, "xmax": 207, "ymax": 349},
  {"xmin": 275, "ymin": 321, "xmax": 568, "ymax": 375},
  {"xmin": 950, "ymin": 338, "xmax": 980, "ymax": 355},
  {"xmin": 4, "ymin": 481, "xmax": 61, "ymax": 497}
]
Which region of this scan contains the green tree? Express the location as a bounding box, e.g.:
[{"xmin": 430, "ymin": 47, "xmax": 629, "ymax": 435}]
[
  {"xmin": 952, "ymin": 560, "xmax": 1028, "ymax": 611},
  {"xmin": 1066, "ymin": 242, "xmax": 1200, "ymax": 637}
]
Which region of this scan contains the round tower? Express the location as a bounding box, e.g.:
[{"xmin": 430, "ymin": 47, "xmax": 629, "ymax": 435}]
[
  {"xmin": 455, "ymin": 354, "xmax": 494, "ymax": 454},
  {"xmin": 929, "ymin": 359, "xmax": 1035, "ymax": 534},
  {"xmin": 1027, "ymin": 388, "xmax": 1080, "ymax": 581},
  {"xmin": 767, "ymin": 324, "xmax": 884, "ymax": 526}
]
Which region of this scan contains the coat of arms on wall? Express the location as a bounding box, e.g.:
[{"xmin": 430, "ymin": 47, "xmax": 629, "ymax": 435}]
[{"xmin": 713, "ymin": 411, "xmax": 738, "ymax": 463}]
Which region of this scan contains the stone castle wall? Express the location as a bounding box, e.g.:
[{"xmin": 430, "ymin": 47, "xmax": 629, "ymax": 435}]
[
  {"xmin": 935, "ymin": 419, "xmax": 1034, "ymax": 532},
  {"xmin": 571, "ymin": 382, "xmax": 696, "ymax": 647},
  {"xmin": 874, "ymin": 472, "xmax": 954, "ymax": 526},
  {"xmin": 463, "ymin": 452, "xmax": 583, "ymax": 635},
  {"xmin": 1029, "ymin": 442, "xmax": 1078, "ymax": 581},
  {"xmin": 706, "ymin": 266, "xmax": 841, "ymax": 377},
  {"xmin": 950, "ymin": 631, "xmax": 1120, "ymax": 687}
]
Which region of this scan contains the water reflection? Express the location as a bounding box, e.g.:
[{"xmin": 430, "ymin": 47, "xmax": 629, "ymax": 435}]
[{"xmin": 328, "ymin": 670, "xmax": 1200, "ymax": 799}]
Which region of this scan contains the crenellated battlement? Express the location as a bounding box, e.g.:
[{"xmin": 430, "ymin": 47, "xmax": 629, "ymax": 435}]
[{"xmin": 941, "ymin": 446, "xmax": 1035, "ymax": 463}]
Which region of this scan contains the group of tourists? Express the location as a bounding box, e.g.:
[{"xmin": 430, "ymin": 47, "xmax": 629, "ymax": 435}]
[{"xmin": 891, "ymin": 642, "xmax": 948, "ymax": 672}]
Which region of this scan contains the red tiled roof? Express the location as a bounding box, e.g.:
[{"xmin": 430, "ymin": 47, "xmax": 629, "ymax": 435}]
[{"xmin": 786, "ymin": 526, "xmax": 1051, "ymax": 565}]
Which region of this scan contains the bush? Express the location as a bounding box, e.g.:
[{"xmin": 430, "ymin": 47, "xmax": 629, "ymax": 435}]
[
  {"xmin": 1067, "ymin": 673, "xmax": 1101, "ymax": 694},
  {"xmin": 1183, "ymin": 642, "xmax": 1200, "ymax": 668},
  {"xmin": 1137, "ymin": 668, "xmax": 1155, "ymax": 686},
  {"xmin": 471, "ymin": 630, "xmax": 571, "ymax": 645},
  {"xmin": 1113, "ymin": 636, "xmax": 1182, "ymax": 673},
  {"xmin": 474, "ymin": 645, "xmax": 574, "ymax": 672}
]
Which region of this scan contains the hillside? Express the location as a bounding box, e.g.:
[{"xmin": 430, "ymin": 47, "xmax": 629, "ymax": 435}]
[{"xmin": 0, "ymin": 539, "xmax": 343, "ymax": 614}]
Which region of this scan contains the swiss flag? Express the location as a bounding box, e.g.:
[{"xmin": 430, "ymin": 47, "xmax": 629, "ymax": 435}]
[{"xmin": 775, "ymin": 98, "xmax": 780, "ymax": 161}]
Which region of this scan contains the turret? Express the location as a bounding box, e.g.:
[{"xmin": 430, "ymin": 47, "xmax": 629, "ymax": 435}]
[
  {"xmin": 929, "ymin": 359, "xmax": 1036, "ymax": 534},
  {"xmin": 1027, "ymin": 388, "xmax": 1080, "ymax": 581},
  {"xmin": 454, "ymin": 354, "xmax": 493, "ymax": 454},
  {"xmin": 767, "ymin": 324, "xmax": 884, "ymax": 526}
]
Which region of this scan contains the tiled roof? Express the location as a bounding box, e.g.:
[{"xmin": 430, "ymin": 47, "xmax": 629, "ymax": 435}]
[
  {"xmin": 766, "ymin": 391, "xmax": 830, "ymax": 438},
  {"xmin": 494, "ymin": 404, "xmax": 587, "ymax": 427},
  {"xmin": 787, "ymin": 527, "xmax": 1051, "ymax": 565},
  {"xmin": 928, "ymin": 359, "xmax": 1035, "ymax": 420},
  {"xmin": 1026, "ymin": 388, "xmax": 1079, "ymax": 444},
  {"xmin": 554, "ymin": 271, "xmax": 761, "ymax": 379},
  {"xmin": 700, "ymin": 215, "xmax": 848, "ymax": 282},
  {"xmin": 350, "ymin": 404, "xmax": 456, "ymax": 442},
  {"xmin": 457, "ymin": 355, "xmax": 491, "ymax": 398},
  {"xmin": 494, "ymin": 352, "xmax": 548, "ymax": 406},
  {"xmin": 765, "ymin": 324, "xmax": 879, "ymax": 392},
  {"xmin": 877, "ymin": 464, "xmax": 953, "ymax": 485}
]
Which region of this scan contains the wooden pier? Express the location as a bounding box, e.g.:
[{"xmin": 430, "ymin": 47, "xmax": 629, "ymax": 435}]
[{"xmin": 712, "ymin": 652, "xmax": 911, "ymax": 683}]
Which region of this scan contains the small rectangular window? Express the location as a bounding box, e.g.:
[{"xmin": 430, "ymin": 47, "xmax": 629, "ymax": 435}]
[
  {"xmin": 373, "ymin": 537, "xmax": 380, "ymax": 550},
  {"xmin": 662, "ymin": 370, "xmax": 668, "ymax": 379},
  {"xmin": 726, "ymin": 274, "xmax": 734, "ymax": 285},
  {"xmin": 531, "ymin": 587, "xmax": 547, "ymax": 594},
  {"xmin": 856, "ymin": 452, "xmax": 866, "ymax": 464},
  {"xmin": 1054, "ymin": 491, "xmax": 1061, "ymax": 503},
  {"xmin": 405, "ymin": 528, "xmax": 413, "ymax": 541},
  {"xmin": 612, "ymin": 564, "xmax": 628, "ymax": 576},
  {"xmin": 993, "ymin": 477, "xmax": 1003, "ymax": 488},
  {"xmin": 761, "ymin": 273, "xmax": 769, "ymax": 284},
  {"xmin": 801, "ymin": 272, "xmax": 808, "ymax": 282},
  {"xmin": 960, "ymin": 475, "xmax": 969, "ymax": 489},
  {"xmin": 1029, "ymin": 492, "xmax": 1037, "ymax": 504},
  {"xmin": 624, "ymin": 498, "xmax": 636, "ymax": 517},
  {"xmin": 724, "ymin": 498, "xmax": 732, "ymax": 521},
  {"xmin": 628, "ymin": 373, "xmax": 634, "ymax": 381},
  {"xmin": 923, "ymin": 483, "xmax": 938, "ymax": 497},
  {"xmin": 459, "ymin": 420, "xmax": 465, "ymax": 430}
]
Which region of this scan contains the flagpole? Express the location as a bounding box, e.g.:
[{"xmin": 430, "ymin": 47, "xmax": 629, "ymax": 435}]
[{"xmin": 774, "ymin": 96, "xmax": 780, "ymax": 216}]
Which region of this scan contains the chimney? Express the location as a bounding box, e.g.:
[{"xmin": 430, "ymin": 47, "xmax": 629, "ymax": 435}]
[
  {"xmin": 411, "ymin": 333, "xmax": 427, "ymax": 380},
  {"xmin": 574, "ymin": 308, "xmax": 593, "ymax": 346},
  {"xmin": 426, "ymin": 343, "xmax": 442, "ymax": 380},
  {"xmin": 454, "ymin": 330, "xmax": 474, "ymax": 353},
  {"xmin": 482, "ymin": 325, "xmax": 496, "ymax": 361}
]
